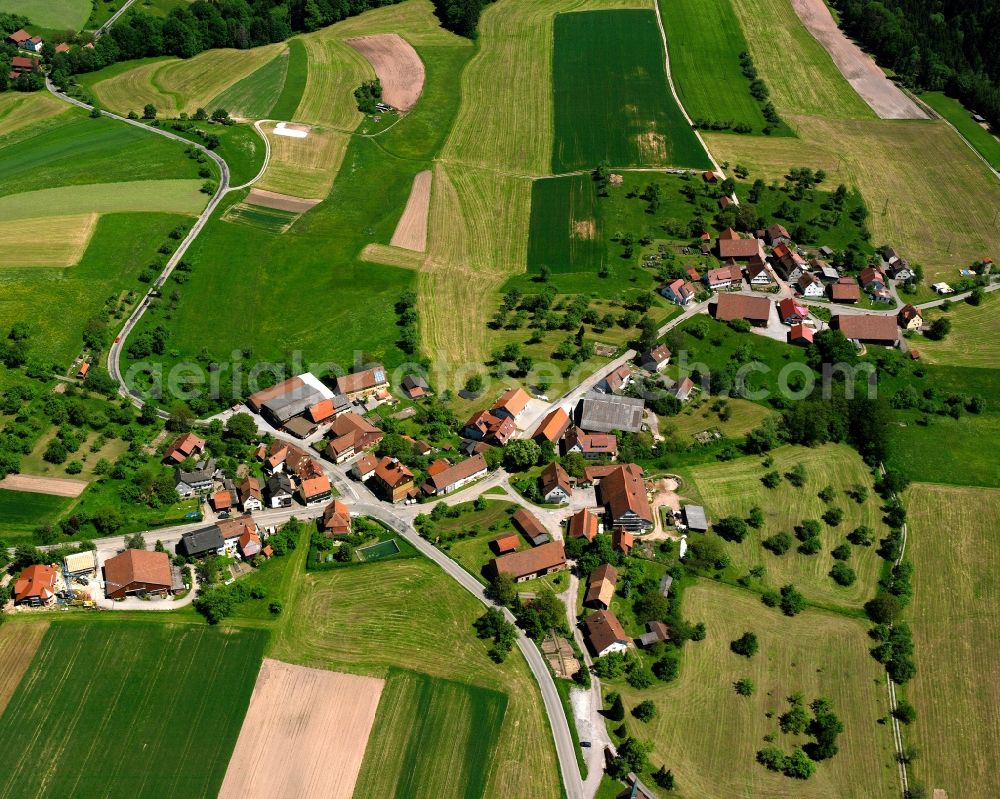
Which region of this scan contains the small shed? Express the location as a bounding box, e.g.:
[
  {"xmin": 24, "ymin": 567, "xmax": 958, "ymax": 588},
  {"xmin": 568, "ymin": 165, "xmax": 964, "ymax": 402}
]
[
  {"xmin": 683, "ymin": 504, "xmax": 708, "ymax": 532},
  {"xmin": 491, "ymin": 533, "xmax": 519, "ymax": 554}
]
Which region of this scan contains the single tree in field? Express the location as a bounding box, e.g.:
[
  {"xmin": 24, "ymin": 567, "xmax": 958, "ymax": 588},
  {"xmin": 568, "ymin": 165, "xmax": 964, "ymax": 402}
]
[{"xmin": 142, "ymin": 104, "xmax": 157, "ymax": 119}]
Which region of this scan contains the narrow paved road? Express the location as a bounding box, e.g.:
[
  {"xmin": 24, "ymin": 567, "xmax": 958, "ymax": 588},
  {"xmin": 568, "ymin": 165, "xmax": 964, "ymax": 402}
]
[
  {"xmin": 46, "ymin": 79, "xmax": 232, "ymax": 412},
  {"xmin": 94, "ymin": 0, "xmax": 139, "ymax": 37}
]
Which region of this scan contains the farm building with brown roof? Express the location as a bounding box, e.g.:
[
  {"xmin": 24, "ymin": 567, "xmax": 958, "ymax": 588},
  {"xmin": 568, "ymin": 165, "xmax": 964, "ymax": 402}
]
[
  {"xmin": 491, "ymin": 533, "xmax": 520, "ymax": 554},
  {"xmin": 597, "ymin": 464, "xmax": 653, "ymax": 532},
  {"xmin": 163, "ymin": 431, "xmax": 206, "ymax": 464},
  {"xmin": 566, "ymin": 508, "xmax": 600, "ymax": 541},
  {"xmin": 584, "ymin": 564, "xmax": 618, "ymax": 610},
  {"xmin": 493, "ymin": 387, "xmax": 531, "ymax": 419},
  {"xmin": 322, "ymin": 499, "xmax": 352, "ymax": 536},
  {"xmin": 717, "ymin": 232, "xmax": 765, "ymax": 261},
  {"xmin": 532, "ymin": 407, "xmax": 570, "ymax": 443},
  {"xmin": 333, "ymin": 365, "xmax": 388, "ymax": 400},
  {"xmin": 512, "ymin": 507, "xmax": 550, "ymax": 546},
  {"xmin": 421, "ymin": 453, "xmax": 488, "ymax": 496},
  {"xmin": 371, "ymin": 457, "xmax": 415, "ymax": 503},
  {"xmin": 584, "ymin": 609, "xmax": 630, "ymax": 658},
  {"xmin": 324, "ymin": 412, "xmax": 383, "ymax": 463},
  {"xmin": 488, "ymin": 540, "xmax": 566, "ymax": 582},
  {"xmin": 832, "ymin": 314, "xmax": 899, "ymax": 346},
  {"xmin": 539, "ymin": 461, "xmax": 573, "ymax": 504},
  {"xmin": 714, "ymin": 293, "xmax": 772, "ymax": 326},
  {"xmin": 103, "ymin": 550, "xmax": 173, "ymax": 600},
  {"xmin": 830, "ymin": 278, "xmax": 861, "ymax": 303}
]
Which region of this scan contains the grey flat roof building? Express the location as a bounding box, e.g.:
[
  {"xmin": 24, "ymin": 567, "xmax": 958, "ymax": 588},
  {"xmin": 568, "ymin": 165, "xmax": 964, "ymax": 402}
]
[
  {"xmin": 576, "ymin": 391, "xmax": 645, "ymax": 434},
  {"xmin": 261, "ymin": 386, "xmax": 327, "ymax": 425},
  {"xmin": 683, "ymin": 504, "xmax": 708, "ymax": 532}
]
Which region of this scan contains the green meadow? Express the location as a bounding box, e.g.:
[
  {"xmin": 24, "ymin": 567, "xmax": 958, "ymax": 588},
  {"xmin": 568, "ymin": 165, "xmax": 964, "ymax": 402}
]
[
  {"xmin": 0, "ymin": 113, "xmax": 205, "ymax": 195},
  {"xmin": 0, "ymin": 0, "xmax": 90, "ymax": 30},
  {"xmin": 122, "ymin": 43, "xmax": 473, "ymax": 406},
  {"xmin": 210, "ymin": 50, "xmax": 290, "ymax": 121},
  {"xmin": 0, "ymin": 622, "xmax": 266, "ymax": 799},
  {"xmin": 659, "ymin": 0, "xmax": 780, "ymax": 134},
  {"xmin": 920, "ymin": 91, "xmax": 1000, "ymax": 171},
  {"xmin": 0, "ymin": 213, "xmax": 189, "ymax": 364},
  {"xmin": 551, "ymin": 10, "xmax": 711, "ymax": 172},
  {"xmin": 0, "ymin": 489, "xmax": 73, "ymax": 540},
  {"xmin": 353, "ymin": 669, "xmax": 507, "ymax": 799},
  {"xmin": 269, "ymin": 39, "xmax": 308, "ymax": 120}
]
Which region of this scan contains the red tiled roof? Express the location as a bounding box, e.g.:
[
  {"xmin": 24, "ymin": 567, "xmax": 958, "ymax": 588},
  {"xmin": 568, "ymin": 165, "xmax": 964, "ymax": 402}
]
[
  {"xmin": 300, "ymin": 474, "xmax": 331, "ymax": 499},
  {"xmin": 584, "ymin": 609, "xmax": 629, "ymax": 654},
  {"xmin": 599, "ymin": 466, "xmax": 652, "ymax": 528},
  {"xmin": 512, "ymin": 507, "xmax": 548, "ymax": 540},
  {"xmin": 491, "ymin": 533, "xmax": 519, "ymax": 554},
  {"xmin": 490, "ymin": 540, "xmax": 566, "ymax": 580},
  {"xmin": 832, "ymin": 314, "xmax": 898, "ymax": 344},
  {"xmin": 533, "ymin": 407, "xmax": 570, "ymax": 443},
  {"xmin": 322, "ymin": 499, "xmax": 351, "ymax": 534},
  {"xmin": 567, "ymin": 508, "xmax": 599, "ymax": 541},
  {"xmin": 494, "ymin": 387, "xmax": 530, "ymax": 417},
  {"xmin": 831, "ymin": 278, "xmax": 861, "ymax": 302},
  {"xmin": 13, "ymin": 564, "xmax": 57, "ymax": 603},
  {"xmin": 788, "ymin": 324, "xmax": 814, "ymax": 344},
  {"xmin": 103, "ymin": 550, "xmax": 171, "ymax": 597}
]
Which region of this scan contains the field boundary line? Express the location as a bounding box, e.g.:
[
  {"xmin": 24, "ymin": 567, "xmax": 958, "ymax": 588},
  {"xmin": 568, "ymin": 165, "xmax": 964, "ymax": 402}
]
[
  {"xmin": 909, "ymin": 93, "xmax": 1000, "ymax": 182},
  {"xmin": 879, "ymin": 462, "xmax": 909, "ymax": 798},
  {"xmin": 651, "ymin": 0, "xmax": 722, "ymax": 176}
]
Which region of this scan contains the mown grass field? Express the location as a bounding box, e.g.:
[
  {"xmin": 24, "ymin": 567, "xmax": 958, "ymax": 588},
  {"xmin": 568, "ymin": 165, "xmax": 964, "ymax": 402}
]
[
  {"xmin": 551, "ymin": 9, "xmax": 710, "ymax": 171},
  {"xmin": 0, "ymin": 113, "xmax": 204, "ymax": 195},
  {"xmin": 92, "ymin": 45, "xmax": 284, "ymax": 117},
  {"xmin": 686, "ymin": 444, "xmax": 886, "ymax": 610},
  {"xmin": 0, "ymin": 621, "xmax": 48, "ymax": 717},
  {"xmin": 0, "ymin": 213, "xmax": 189, "ymax": 364},
  {"xmin": 0, "ymin": 92, "xmax": 67, "ymax": 138},
  {"xmin": 706, "ymin": 118, "xmax": 1000, "ymax": 284},
  {"xmin": 0, "ymin": 214, "xmax": 97, "ymax": 267},
  {"xmin": 270, "ymin": 557, "xmax": 561, "ymax": 799},
  {"xmin": 614, "ymin": 580, "xmax": 897, "ymax": 797},
  {"xmin": 919, "ymin": 91, "xmax": 1000, "ymax": 171},
  {"xmin": 257, "ymin": 123, "xmax": 349, "ymax": 198},
  {"xmin": 902, "ymin": 484, "xmax": 1000, "ymax": 799},
  {"xmin": 209, "ymin": 49, "xmax": 289, "ymax": 120},
  {"xmin": 728, "ymin": 0, "xmax": 874, "ymax": 120},
  {"xmin": 0, "ymin": 179, "xmax": 205, "ymax": 220},
  {"xmin": 353, "ymin": 669, "xmax": 507, "ymax": 799},
  {"xmin": 659, "ymin": 0, "xmax": 773, "ymax": 133},
  {"xmin": 0, "ymin": 621, "xmax": 266, "ymax": 799},
  {"xmin": 0, "ymin": 0, "xmax": 89, "ymax": 29},
  {"xmin": 917, "ymin": 293, "xmax": 1000, "ymax": 369}
]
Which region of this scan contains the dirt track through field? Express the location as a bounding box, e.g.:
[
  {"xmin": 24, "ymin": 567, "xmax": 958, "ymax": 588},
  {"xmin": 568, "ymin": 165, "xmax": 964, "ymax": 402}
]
[
  {"xmin": 790, "ymin": 0, "xmax": 927, "ymax": 119},
  {"xmin": 219, "ymin": 659, "xmax": 383, "ymax": 799},
  {"xmin": 346, "ymin": 34, "xmax": 425, "ymax": 111},
  {"xmin": 390, "ymin": 169, "xmax": 432, "ymax": 251},
  {"xmin": 0, "ymin": 474, "xmax": 88, "ymax": 497},
  {"xmin": 245, "ymin": 188, "xmax": 320, "ymax": 212}
]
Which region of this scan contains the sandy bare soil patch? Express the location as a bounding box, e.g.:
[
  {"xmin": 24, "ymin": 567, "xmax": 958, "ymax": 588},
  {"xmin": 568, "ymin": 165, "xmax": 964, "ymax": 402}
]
[
  {"xmin": 571, "ymin": 219, "xmax": 595, "ymax": 240},
  {"xmin": 346, "ymin": 34, "xmax": 425, "ymax": 112},
  {"xmin": 390, "ymin": 169, "xmax": 432, "ymax": 251},
  {"xmin": 245, "ymin": 188, "xmax": 320, "ymax": 213},
  {"xmin": 790, "ymin": 0, "xmax": 927, "ymax": 119},
  {"xmin": 219, "ymin": 659, "xmax": 383, "ymax": 799},
  {"xmin": 0, "ymin": 622, "xmax": 48, "ymax": 717},
  {"xmin": 635, "ymin": 131, "xmax": 667, "ymax": 162},
  {"xmin": 272, "ymin": 121, "xmax": 310, "ymax": 138},
  {"xmin": 0, "ymin": 474, "xmax": 88, "ymax": 497}
]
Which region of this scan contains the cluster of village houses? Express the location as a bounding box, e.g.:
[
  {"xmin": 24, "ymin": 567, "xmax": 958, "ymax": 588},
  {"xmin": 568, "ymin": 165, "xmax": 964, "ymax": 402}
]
[
  {"xmin": 660, "ymin": 224, "xmax": 949, "ymax": 348},
  {"xmin": 5, "ymin": 28, "xmax": 91, "ymax": 81}
]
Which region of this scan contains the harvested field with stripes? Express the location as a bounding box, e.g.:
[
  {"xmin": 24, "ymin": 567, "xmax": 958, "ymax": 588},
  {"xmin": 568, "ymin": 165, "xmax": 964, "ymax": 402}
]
[
  {"xmin": 0, "ymin": 214, "xmax": 97, "ymax": 267},
  {"xmin": 219, "ymin": 659, "xmax": 383, "ymax": 799},
  {"xmin": 257, "ymin": 124, "xmax": 350, "ymax": 199},
  {"xmin": 0, "ymin": 622, "xmax": 48, "ymax": 718},
  {"xmin": 390, "ymin": 169, "xmax": 432, "ymax": 251}
]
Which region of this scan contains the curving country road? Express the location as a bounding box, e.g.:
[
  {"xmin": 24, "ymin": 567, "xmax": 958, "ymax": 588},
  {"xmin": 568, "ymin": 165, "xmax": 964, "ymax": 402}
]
[{"xmin": 46, "ymin": 79, "xmax": 232, "ymax": 412}]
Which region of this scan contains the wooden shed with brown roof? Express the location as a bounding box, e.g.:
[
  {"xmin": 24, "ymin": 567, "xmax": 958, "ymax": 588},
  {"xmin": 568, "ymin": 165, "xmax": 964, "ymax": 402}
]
[{"xmin": 512, "ymin": 507, "xmax": 550, "ymax": 546}]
